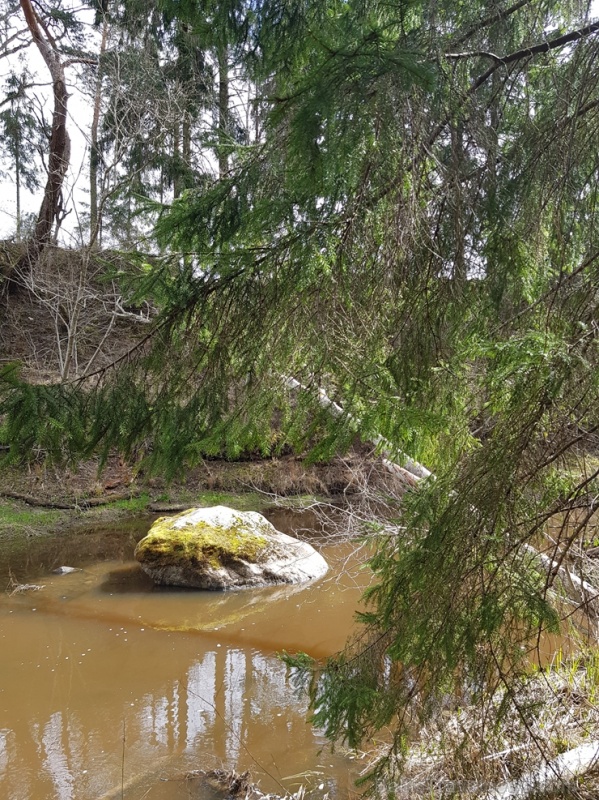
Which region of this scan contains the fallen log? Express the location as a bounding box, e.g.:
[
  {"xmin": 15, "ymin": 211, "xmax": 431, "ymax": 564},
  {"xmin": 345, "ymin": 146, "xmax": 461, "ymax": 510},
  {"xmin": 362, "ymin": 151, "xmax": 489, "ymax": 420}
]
[
  {"xmin": 285, "ymin": 376, "xmax": 599, "ymax": 618},
  {"xmin": 522, "ymin": 543, "xmax": 599, "ymax": 619},
  {"xmin": 0, "ymin": 489, "xmax": 140, "ymax": 510},
  {"xmin": 282, "ymin": 376, "xmax": 431, "ymax": 481}
]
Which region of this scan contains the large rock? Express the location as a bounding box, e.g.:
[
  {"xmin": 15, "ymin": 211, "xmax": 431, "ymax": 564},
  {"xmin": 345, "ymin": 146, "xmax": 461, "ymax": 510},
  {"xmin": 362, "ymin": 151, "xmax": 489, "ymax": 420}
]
[{"xmin": 135, "ymin": 505, "xmax": 328, "ymax": 590}]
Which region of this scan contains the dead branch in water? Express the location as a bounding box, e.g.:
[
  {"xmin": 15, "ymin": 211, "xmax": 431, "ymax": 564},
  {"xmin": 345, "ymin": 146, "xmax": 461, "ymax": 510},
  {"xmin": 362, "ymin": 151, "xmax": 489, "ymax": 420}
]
[{"xmin": 6, "ymin": 569, "xmax": 44, "ymax": 595}]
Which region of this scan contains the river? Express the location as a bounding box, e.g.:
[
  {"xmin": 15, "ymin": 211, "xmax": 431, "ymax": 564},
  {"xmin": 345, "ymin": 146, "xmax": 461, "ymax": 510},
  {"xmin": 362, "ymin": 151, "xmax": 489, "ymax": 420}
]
[{"xmin": 0, "ymin": 509, "xmax": 371, "ymax": 800}]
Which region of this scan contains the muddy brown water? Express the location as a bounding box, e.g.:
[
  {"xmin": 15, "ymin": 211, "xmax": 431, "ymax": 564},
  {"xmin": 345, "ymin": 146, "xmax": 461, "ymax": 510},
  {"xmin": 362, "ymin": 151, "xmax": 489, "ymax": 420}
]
[{"xmin": 0, "ymin": 509, "xmax": 371, "ymax": 800}]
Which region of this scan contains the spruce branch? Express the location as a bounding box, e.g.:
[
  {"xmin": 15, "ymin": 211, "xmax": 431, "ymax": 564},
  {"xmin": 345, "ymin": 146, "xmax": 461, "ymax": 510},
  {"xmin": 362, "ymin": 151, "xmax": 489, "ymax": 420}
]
[
  {"xmin": 452, "ymin": 0, "xmax": 534, "ymax": 47},
  {"xmin": 445, "ymin": 50, "xmax": 504, "ymax": 62},
  {"xmin": 446, "ymin": 19, "xmax": 599, "ymax": 68}
]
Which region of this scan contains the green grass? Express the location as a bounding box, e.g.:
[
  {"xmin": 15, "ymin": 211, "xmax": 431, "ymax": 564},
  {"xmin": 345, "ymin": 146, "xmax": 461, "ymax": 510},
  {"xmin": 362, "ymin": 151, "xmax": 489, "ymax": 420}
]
[
  {"xmin": 0, "ymin": 502, "xmax": 63, "ymax": 530},
  {"xmin": 0, "ymin": 481, "xmax": 310, "ymax": 548},
  {"xmin": 195, "ymin": 489, "xmax": 269, "ymax": 511},
  {"xmin": 97, "ymin": 493, "xmax": 150, "ymax": 512},
  {"xmin": 150, "ymin": 489, "xmax": 271, "ymax": 512},
  {"xmin": 0, "ymin": 488, "xmax": 276, "ymax": 542}
]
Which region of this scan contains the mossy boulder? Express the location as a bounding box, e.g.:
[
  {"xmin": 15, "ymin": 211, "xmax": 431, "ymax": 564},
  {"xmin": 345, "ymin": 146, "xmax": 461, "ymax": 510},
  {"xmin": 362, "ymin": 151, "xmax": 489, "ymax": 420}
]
[{"xmin": 134, "ymin": 505, "xmax": 328, "ymax": 590}]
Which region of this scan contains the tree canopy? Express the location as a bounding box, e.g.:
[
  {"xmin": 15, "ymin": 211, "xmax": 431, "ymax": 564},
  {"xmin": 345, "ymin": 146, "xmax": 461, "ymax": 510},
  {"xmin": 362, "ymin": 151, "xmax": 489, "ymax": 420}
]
[{"xmin": 2, "ymin": 0, "xmax": 599, "ymax": 790}]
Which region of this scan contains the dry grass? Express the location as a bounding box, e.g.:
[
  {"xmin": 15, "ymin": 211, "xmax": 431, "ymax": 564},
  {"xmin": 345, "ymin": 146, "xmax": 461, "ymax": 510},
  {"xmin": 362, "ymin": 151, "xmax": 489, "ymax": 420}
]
[{"xmin": 348, "ymin": 653, "xmax": 599, "ymax": 799}]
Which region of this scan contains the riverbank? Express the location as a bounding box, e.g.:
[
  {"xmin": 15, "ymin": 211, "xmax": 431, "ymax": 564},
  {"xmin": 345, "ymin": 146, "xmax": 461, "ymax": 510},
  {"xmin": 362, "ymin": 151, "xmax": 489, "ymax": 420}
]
[{"xmin": 0, "ymin": 450, "xmax": 384, "ymax": 541}]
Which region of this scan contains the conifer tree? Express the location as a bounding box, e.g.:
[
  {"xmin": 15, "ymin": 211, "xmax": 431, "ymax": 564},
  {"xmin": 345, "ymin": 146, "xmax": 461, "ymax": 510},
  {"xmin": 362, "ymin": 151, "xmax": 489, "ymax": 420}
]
[
  {"xmin": 0, "ymin": 69, "xmax": 42, "ymax": 239},
  {"xmin": 85, "ymin": 0, "xmax": 215, "ymax": 244}
]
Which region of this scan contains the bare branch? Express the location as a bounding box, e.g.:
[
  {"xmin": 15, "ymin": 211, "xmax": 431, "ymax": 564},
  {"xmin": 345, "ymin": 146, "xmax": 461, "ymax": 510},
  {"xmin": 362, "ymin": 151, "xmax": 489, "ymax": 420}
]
[
  {"xmin": 445, "ymin": 50, "xmax": 503, "ymax": 62},
  {"xmin": 63, "ymin": 56, "xmax": 98, "ymax": 69},
  {"xmin": 0, "ymin": 26, "xmax": 31, "ymax": 60},
  {"xmin": 0, "ymin": 81, "xmax": 49, "ymax": 109},
  {"xmin": 447, "ymin": 20, "xmax": 599, "ymax": 69},
  {"xmin": 426, "ymin": 21, "xmax": 599, "ymax": 157},
  {"xmin": 486, "ymin": 21, "xmax": 599, "ymax": 73}
]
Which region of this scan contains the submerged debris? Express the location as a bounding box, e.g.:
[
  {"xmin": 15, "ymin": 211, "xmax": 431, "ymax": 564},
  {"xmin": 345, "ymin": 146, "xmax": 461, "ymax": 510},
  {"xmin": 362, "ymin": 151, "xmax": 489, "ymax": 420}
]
[
  {"xmin": 185, "ymin": 769, "xmax": 311, "ymax": 800},
  {"xmin": 195, "ymin": 769, "xmax": 254, "ymax": 797},
  {"xmin": 6, "ymin": 570, "xmax": 45, "ymax": 595},
  {"xmin": 8, "ymin": 582, "xmax": 44, "ymax": 595}
]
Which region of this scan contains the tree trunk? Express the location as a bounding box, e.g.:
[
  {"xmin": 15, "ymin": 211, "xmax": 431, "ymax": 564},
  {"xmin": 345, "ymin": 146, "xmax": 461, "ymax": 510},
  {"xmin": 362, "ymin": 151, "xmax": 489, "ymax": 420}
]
[
  {"xmin": 173, "ymin": 122, "xmax": 181, "ymax": 199},
  {"xmin": 182, "ymin": 110, "xmax": 191, "ymax": 188},
  {"xmin": 90, "ymin": 8, "xmax": 109, "ymax": 248},
  {"xmin": 451, "ymin": 120, "xmax": 466, "ymax": 286},
  {"xmin": 18, "ymin": 0, "xmax": 71, "ymax": 276},
  {"xmin": 15, "ymin": 127, "xmax": 21, "ymax": 241},
  {"xmin": 217, "ymin": 43, "xmax": 229, "ymax": 178}
]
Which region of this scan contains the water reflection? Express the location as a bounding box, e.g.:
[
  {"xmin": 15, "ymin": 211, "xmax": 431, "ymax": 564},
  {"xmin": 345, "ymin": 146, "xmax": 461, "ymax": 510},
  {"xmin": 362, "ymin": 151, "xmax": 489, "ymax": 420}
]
[
  {"xmin": 0, "ymin": 513, "xmax": 366, "ymax": 800},
  {"xmin": 0, "ymin": 608, "xmax": 352, "ymax": 799}
]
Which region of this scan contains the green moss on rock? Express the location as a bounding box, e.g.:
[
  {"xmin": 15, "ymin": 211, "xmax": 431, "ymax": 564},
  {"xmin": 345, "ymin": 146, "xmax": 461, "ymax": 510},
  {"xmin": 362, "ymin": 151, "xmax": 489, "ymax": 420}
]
[{"xmin": 135, "ymin": 508, "xmax": 269, "ymax": 570}]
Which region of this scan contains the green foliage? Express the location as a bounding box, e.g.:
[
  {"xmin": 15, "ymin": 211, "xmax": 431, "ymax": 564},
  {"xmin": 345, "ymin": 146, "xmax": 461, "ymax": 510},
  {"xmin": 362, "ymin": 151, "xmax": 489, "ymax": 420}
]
[{"xmin": 0, "ymin": 364, "xmax": 87, "ymax": 464}]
